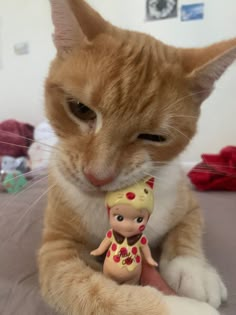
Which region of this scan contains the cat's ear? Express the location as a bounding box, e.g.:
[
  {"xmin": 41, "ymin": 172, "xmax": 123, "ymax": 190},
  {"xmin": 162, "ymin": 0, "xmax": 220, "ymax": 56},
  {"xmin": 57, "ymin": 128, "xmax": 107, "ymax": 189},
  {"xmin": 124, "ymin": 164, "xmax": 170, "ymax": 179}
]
[
  {"xmin": 50, "ymin": 0, "xmax": 111, "ymax": 53},
  {"xmin": 182, "ymin": 39, "xmax": 236, "ymax": 103}
]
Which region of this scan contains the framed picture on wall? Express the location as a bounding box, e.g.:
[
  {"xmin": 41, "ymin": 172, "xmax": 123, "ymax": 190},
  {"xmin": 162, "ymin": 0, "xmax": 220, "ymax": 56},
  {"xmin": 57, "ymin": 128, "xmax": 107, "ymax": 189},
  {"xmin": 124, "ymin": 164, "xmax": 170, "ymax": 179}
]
[{"xmin": 146, "ymin": 0, "xmax": 178, "ymax": 21}]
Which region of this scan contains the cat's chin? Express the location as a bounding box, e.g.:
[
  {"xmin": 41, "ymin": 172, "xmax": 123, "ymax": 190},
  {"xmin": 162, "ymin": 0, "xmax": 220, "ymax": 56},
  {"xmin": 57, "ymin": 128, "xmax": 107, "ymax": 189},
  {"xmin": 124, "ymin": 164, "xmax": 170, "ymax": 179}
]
[
  {"xmin": 76, "ymin": 175, "xmax": 147, "ymax": 194},
  {"xmin": 75, "ymin": 180, "xmax": 120, "ymax": 194},
  {"xmin": 102, "ymin": 174, "xmax": 149, "ymax": 192},
  {"xmin": 79, "ymin": 185, "xmax": 104, "ymax": 195},
  {"xmin": 73, "ymin": 180, "xmax": 104, "ymax": 195}
]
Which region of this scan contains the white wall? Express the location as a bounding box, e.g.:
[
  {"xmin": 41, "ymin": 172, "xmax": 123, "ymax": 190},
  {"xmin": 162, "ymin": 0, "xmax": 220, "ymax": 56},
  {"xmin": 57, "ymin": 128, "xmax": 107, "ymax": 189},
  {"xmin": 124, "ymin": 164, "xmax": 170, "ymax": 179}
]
[
  {"xmin": 0, "ymin": 0, "xmax": 235, "ymax": 162},
  {"xmin": 0, "ymin": 0, "xmax": 55, "ymax": 125}
]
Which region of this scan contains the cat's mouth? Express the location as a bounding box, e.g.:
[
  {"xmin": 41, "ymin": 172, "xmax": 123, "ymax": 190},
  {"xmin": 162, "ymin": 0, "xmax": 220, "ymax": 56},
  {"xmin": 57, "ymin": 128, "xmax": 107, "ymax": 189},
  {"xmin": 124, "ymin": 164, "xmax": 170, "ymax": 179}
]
[
  {"xmin": 89, "ymin": 173, "xmax": 149, "ymax": 192},
  {"xmin": 58, "ymin": 159, "xmax": 156, "ymax": 193},
  {"xmin": 71, "ymin": 173, "xmax": 146, "ymax": 194}
]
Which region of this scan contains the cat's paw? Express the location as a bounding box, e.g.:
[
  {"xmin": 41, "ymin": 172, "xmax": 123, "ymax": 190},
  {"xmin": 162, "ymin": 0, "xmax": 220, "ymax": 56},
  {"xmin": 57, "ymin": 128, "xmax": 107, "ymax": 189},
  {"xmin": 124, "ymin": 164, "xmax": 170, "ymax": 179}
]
[
  {"xmin": 164, "ymin": 295, "xmax": 220, "ymax": 315},
  {"xmin": 160, "ymin": 256, "xmax": 227, "ymax": 308}
]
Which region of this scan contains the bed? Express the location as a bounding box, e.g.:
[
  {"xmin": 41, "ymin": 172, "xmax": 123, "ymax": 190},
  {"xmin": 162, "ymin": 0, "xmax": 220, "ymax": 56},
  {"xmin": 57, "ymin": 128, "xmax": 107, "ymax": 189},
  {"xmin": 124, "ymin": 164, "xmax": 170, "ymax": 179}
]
[{"xmin": 0, "ymin": 176, "xmax": 235, "ymax": 315}]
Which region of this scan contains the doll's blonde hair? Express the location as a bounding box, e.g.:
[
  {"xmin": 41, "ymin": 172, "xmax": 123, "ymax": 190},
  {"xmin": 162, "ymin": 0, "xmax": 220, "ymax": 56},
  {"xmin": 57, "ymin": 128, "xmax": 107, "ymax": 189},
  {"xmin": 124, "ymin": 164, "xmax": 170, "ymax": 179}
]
[{"xmin": 105, "ymin": 177, "xmax": 155, "ymax": 214}]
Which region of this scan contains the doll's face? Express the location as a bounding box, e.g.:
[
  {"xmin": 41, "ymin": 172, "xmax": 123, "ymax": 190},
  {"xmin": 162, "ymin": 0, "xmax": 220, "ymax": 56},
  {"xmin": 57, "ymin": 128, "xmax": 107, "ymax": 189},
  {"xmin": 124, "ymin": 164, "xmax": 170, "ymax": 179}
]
[{"xmin": 109, "ymin": 204, "xmax": 149, "ymax": 238}]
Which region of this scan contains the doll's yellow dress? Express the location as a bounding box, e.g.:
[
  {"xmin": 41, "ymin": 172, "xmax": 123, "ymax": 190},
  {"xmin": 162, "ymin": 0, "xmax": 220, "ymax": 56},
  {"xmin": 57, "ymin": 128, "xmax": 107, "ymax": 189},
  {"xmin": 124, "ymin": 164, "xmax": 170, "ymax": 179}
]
[{"xmin": 105, "ymin": 229, "xmax": 147, "ymax": 271}]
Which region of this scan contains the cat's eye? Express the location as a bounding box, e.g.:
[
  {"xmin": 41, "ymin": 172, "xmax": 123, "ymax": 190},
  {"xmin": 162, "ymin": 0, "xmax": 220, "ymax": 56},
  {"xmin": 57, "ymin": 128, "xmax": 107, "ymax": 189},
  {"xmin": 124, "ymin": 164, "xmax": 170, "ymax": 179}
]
[
  {"xmin": 115, "ymin": 215, "xmax": 124, "ymax": 222},
  {"xmin": 135, "ymin": 217, "xmax": 144, "ymax": 223},
  {"xmin": 138, "ymin": 134, "xmax": 167, "ymax": 143},
  {"xmin": 67, "ymin": 99, "xmax": 96, "ymax": 121}
]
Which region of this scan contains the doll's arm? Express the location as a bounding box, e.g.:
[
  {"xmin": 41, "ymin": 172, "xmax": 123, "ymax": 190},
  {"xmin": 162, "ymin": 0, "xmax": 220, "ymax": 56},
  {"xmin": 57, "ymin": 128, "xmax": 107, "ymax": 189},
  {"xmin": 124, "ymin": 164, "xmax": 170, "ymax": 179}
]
[
  {"xmin": 90, "ymin": 237, "xmax": 111, "ymax": 256},
  {"xmin": 141, "ymin": 244, "xmax": 158, "ymax": 267}
]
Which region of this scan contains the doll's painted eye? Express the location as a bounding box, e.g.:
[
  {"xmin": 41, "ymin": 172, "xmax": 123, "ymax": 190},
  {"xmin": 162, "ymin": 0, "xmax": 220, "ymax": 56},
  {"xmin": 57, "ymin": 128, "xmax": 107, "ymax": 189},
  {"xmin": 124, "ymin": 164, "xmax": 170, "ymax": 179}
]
[
  {"xmin": 135, "ymin": 217, "xmax": 144, "ymax": 223},
  {"xmin": 144, "ymin": 189, "xmax": 148, "ymax": 194},
  {"xmin": 115, "ymin": 215, "xmax": 124, "ymax": 222}
]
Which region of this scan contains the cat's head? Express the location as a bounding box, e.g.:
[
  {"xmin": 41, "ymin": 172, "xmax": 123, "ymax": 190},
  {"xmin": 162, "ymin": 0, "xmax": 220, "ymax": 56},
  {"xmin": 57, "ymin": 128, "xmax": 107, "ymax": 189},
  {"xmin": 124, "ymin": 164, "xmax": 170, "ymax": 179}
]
[{"xmin": 46, "ymin": 0, "xmax": 236, "ymax": 193}]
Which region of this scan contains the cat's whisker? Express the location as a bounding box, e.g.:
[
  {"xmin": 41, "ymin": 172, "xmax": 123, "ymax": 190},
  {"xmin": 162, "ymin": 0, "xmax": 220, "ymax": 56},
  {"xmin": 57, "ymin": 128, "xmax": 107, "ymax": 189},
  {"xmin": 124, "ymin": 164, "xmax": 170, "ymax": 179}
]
[
  {"xmin": 26, "ymin": 158, "xmax": 61, "ymax": 165},
  {"xmin": 193, "ymin": 165, "xmax": 236, "ymax": 171},
  {"xmin": 2, "ymin": 183, "xmax": 55, "ymax": 245},
  {"xmin": 0, "ymin": 129, "xmax": 35, "ymax": 142},
  {"xmin": 167, "ymin": 169, "xmax": 233, "ymax": 177},
  {"xmin": 187, "ymin": 170, "xmax": 236, "ymax": 177},
  {"xmin": 166, "ymin": 125, "xmax": 191, "ymax": 141},
  {"xmin": 0, "ymin": 130, "xmax": 59, "ymax": 152},
  {"xmin": 142, "ymin": 171, "xmax": 170, "ymax": 186},
  {"xmin": 151, "ymin": 165, "xmax": 236, "ymax": 178},
  {"xmin": 0, "ymin": 140, "xmax": 54, "ymax": 154},
  {"xmin": 152, "ymin": 164, "xmax": 236, "ymax": 174},
  {"xmin": 168, "ymin": 114, "xmax": 199, "ymax": 119},
  {"xmin": 26, "ymin": 160, "xmax": 55, "ymax": 165},
  {"xmin": 164, "ymin": 88, "xmax": 213, "ymax": 112},
  {"xmin": 152, "ymin": 161, "xmax": 236, "ymax": 171},
  {"xmin": 151, "ymin": 163, "xmax": 169, "ymax": 168},
  {"xmin": 31, "ymin": 140, "xmax": 61, "ymax": 152},
  {"xmin": 1, "ymin": 130, "xmax": 60, "ymax": 151},
  {"xmin": 0, "ymin": 174, "xmax": 48, "ymax": 214},
  {"xmin": 151, "ymin": 160, "xmax": 182, "ymax": 164},
  {"xmin": 2, "ymin": 167, "xmax": 47, "ymax": 184}
]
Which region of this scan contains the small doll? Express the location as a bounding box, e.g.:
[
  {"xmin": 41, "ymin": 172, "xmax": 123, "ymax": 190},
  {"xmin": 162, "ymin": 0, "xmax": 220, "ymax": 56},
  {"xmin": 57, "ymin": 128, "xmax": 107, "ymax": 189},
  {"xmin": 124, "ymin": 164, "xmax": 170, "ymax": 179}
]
[{"xmin": 91, "ymin": 177, "xmax": 158, "ymax": 285}]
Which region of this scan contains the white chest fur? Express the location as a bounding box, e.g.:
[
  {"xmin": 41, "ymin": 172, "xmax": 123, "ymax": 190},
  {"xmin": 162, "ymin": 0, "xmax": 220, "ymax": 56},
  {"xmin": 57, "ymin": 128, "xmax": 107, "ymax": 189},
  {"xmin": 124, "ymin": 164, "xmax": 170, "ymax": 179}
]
[
  {"xmin": 55, "ymin": 160, "xmax": 182, "ymax": 247},
  {"xmin": 145, "ymin": 162, "xmax": 181, "ymax": 245}
]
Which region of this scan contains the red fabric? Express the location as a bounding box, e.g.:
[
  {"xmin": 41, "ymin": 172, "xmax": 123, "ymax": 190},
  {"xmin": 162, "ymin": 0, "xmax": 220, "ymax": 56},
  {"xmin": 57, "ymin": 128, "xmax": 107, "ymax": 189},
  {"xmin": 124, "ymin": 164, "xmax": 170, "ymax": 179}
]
[
  {"xmin": 0, "ymin": 120, "xmax": 34, "ymax": 157},
  {"xmin": 188, "ymin": 146, "xmax": 236, "ymax": 191}
]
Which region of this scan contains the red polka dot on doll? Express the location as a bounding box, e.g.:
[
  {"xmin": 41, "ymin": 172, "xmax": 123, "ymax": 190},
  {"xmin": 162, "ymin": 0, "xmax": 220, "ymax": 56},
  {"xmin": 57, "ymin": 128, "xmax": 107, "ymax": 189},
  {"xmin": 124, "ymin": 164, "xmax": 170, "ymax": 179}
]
[
  {"xmin": 111, "ymin": 243, "xmax": 117, "ymax": 251},
  {"xmin": 126, "ymin": 192, "xmax": 136, "ymax": 200},
  {"xmin": 107, "ymin": 250, "xmax": 110, "ymax": 257},
  {"xmin": 141, "ymin": 236, "xmax": 147, "ymax": 245},
  {"xmin": 107, "ymin": 230, "xmax": 112, "ymax": 238},
  {"xmin": 125, "ymin": 257, "xmax": 133, "ymax": 265},
  {"xmin": 132, "ymin": 247, "xmax": 138, "ymax": 255},
  {"xmin": 113, "ymin": 255, "xmax": 120, "ymax": 263},
  {"xmin": 120, "ymin": 247, "xmax": 128, "ymax": 257},
  {"xmin": 136, "ymin": 255, "xmax": 141, "ymax": 263}
]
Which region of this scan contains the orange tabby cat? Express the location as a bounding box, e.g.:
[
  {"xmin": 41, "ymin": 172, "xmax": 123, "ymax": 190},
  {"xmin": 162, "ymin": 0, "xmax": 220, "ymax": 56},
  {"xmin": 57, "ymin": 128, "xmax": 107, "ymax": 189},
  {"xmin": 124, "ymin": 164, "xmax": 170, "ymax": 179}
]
[{"xmin": 38, "ymin": 1, "xmax": 236, "ymax": 314}]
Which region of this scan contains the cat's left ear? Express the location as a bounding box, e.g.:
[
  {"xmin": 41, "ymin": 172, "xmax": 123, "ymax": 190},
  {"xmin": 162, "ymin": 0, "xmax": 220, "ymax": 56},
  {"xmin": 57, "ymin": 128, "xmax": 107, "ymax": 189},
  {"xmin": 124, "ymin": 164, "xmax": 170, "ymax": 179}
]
[{"xmin": 182, "ymin": 38, "xmax": 236, "ymax": 103}]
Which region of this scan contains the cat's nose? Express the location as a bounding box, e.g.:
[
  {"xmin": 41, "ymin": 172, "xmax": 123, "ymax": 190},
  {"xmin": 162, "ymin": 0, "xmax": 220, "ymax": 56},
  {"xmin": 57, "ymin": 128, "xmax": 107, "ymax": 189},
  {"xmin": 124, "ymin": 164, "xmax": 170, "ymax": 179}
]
[{"xmin": 84, "ymin": 171, "xmax": 115, "ymax": 187}]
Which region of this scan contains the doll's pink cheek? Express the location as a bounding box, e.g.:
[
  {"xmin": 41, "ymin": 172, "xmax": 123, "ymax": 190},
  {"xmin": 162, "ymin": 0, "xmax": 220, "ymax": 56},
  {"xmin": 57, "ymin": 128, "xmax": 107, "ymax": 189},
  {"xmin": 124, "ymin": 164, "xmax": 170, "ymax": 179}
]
[{"xmin": 139, "ymin": 225, "xmax": 145, "ymax": 232}]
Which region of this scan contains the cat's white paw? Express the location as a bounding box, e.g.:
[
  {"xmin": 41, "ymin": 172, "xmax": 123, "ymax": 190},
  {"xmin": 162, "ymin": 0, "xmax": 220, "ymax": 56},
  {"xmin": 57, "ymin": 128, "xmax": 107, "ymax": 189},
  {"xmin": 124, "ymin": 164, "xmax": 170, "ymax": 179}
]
[
  {"xmin": 160, "ymin": 256, "xmax": 227, "ymax": 308},
  {"xmin": 164, "ymin": 295, "xmax": 220, "ymax": 315}
]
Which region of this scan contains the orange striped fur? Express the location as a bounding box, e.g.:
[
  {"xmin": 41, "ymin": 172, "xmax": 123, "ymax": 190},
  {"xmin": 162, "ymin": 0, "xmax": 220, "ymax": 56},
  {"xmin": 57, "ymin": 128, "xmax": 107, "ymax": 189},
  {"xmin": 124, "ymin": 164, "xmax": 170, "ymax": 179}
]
[{"xmin": 38, "ymin": 1, "xmax": 236, "ymax": 314}]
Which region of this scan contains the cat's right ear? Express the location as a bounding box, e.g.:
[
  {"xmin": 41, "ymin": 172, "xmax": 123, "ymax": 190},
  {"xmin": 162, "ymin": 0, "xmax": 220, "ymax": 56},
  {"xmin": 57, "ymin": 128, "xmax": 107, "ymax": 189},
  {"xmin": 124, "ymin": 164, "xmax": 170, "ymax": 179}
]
[{"xmin": 49, "ymin": 0, "xmax": 111, "ymax": 54}]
